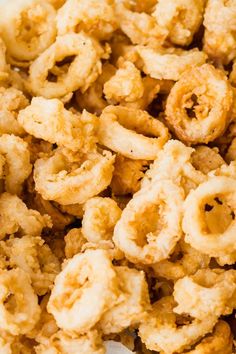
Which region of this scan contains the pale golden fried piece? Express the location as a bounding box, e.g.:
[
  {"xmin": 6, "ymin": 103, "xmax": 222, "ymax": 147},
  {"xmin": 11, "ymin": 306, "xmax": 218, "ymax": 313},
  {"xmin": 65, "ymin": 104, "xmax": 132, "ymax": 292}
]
[
  {"xmin": 0, "ymin": 37, "xmax": 9, "ymax": 81},
  {"xmin": 165, "ymin": 64, "xmax": 233, "ymax": 144},
  {"xmin": 203, "ymin": 0, "xmax": 236, "ymax": 65},
  {"xmin": 111, "ymin": 155, "xmax": 149, "ymax": 195},
  {"xmin": 0, "ymin": 0, "xmax": 57, "ymax": 66},
  {"xmin": 191, "ymin": 146, "xmax": 225, "ymax": 174},
  {"xmin": 100, "ymin": 266, "xmax": 150, "ymax": 334},
  {"xmin": 64, "ymin": 228, "xmax": 87, "ymax": 259},
  {"xmin": 18, "ymin": 97, "xmax": 99, "ymax": 153},
  {"xmin": 47, "ymin": 249, "xmax": 120, "ymax": 333},
  {"xmin": 57, "ymin": 0, "xmax": 117, "ymax": 40},
  {"xmin": 0, "ymin": 193, "xmax": 51, "ymax": 240},
  {"xmin": 139, "ymin": 296, "xmax": 217, "ymax": 354},
  {"xmin": 153, "ymin": 0, "xmax": 206, "ymax": 46}
]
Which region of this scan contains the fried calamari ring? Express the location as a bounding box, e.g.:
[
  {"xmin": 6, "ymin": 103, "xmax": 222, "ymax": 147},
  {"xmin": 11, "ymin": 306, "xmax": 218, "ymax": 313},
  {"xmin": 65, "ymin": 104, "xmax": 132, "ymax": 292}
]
[
  {"xmin": 111, "ymin": 155, "xmax": 149, "ymax": 195},
  {"xmin": 152, "ymin": 0, "xmax": 206, "ymax": 46},
  {"xmin": 0, "ymin": 0, "xmax": 56, "ymax": 65},
  {"xmin": 113, "ymin": 180, "xmax": 184, "ymax": 264},
  {"xmin": 0, "ymin": 87, "xmax": 28, "ymax": 136},
  {"xmin": 183, "ymin": 176, "xmax": 236, "ymax": 257},
  {"xmin": 1, "ymin": 235, "xmax": 60, "ymax": 295},
  {"xmin": 82, "ymin": 197, "xmax": 122, "ymax": 243},
  {"xmin": 57, "ymin": 0, "xmax": 117, "ymax": 40},
  {"xmin": 185, "ymin": 321, "xmax": 233, "ymax": 354},
  {"xmin": 141, "ymin": 140, "xmax": 205, "ymax": 196},
  {"xmin": 165, "ymin": 64, "xmax": 233, "ymax": 144},
  {"xmin": 139, "ymin": 296, "xmax": 217, "ymax": 354},
  {"xmin": 28, "ymin": 33, "xmax": 107, "ymax": 99},
  {"xmin": 18, "ymin": 97, "xmax": 99, "ymax": 152},
  {"xmin": 34, "ymin": 149, "xmax": 115, "ymax": 205},
  {"xmin": 47, "ymin": 249, "xmax": 119, "ymax": 333},
  {"xmin": 98, "ymin": 106, "xmax": 169, "ymax": 160},
  {"xmin": 64, "ymin": 228, "xmax": 87, "ymax": 259},
  {"xmin": 136, "ymin": 47, "xmax": 207, "ymax": 81},
  {"xmin": 191, "ymin": 146, "xmax": 225, "ymax": 174},
  {"xmin": 203, "ymin": 0, "xmax": 236, "ymax": 65},
  {"xmin": 0, "ymin": 193, "xmax": 51, "ymax": 240},
  {"xmin": 104, "ymin": 61, "xmax": 144, "ymax": 104},
  {"xmin": 100, "ymin": 266, "xmax": 150, "ymax": 334},
  {"xmin": 35, "ymin": 330, "xmax": 105, "ymax": 354},
  {"xmin": 173, "ymin": 269, "xmax": 236, "ymax": 320},
  {"xmin": 0, "ymin": 268, "xmax": 40, "ymax": 335},
  {"xmin": 0, "ymin": 37, "xmax": 9, "ymax": 80},
  {"xmin": 0, "ymin": 134, "xmax": 32, "ymax": 195},
  {"xmin": 151, "ymin": 241, "xmax": 210, "ymax": 282},
  {"xmin": 114, "ymin": 1, "xmax": 167, "ymax": 46}
]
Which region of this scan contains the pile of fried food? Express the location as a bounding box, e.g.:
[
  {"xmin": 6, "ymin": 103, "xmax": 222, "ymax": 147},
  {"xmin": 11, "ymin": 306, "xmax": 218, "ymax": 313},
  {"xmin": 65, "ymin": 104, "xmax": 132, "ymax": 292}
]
[{"xmin": 2, "ymin": 0, "xmax": 236, "ymax": 353}]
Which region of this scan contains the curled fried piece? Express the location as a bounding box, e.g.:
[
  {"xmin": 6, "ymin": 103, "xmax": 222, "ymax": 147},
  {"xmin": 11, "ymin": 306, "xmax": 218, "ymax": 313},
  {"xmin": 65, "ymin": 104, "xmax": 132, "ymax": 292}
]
[
  {"xmin": 0, "ymin": 134, "xmax": 32, "ymax": 194},
  {"xmin": 100, "ymin": 266, "xmax": 150, "ymax": 334},
  {"xmin": 82, "ymin": 197, "xmax": 122, "ymax": 243},
  {"xmin": 115, "ymin": 1, "xmax": 167, "ymax": 46},
  {"xmin": 139, "ymin": 296, "xmax": 217, "ymax": 354},
  {"xmin": 183, "ymin": 176, "xmax": 236, "ymax": 257},
  {"xmin": 0, "ymin": 37, "xmax": 9, "ymax": 80},
  {"xmin": 35, "ymin": 330, "xmax": 105, "ymax": 354},
  {"xmin": 0, "ymin": 0, "xmax": 56, "ymax": 65},
  {"xmin": 0, "ymin": 87, "xmax": 28, "ymax": 136},
  {"xmin": 18, "ymin": 97, "xmax": 98, "ymax": 152},
  {"xmin": 28, "ymin": 33, "xmax": 107, "ymax": 99},
  {"xmin": 185, "ymin": 320, "xmax": 233, "ymax": 354},
  {"xmin": 104, "ymin": 61, "xmax": 144, "ymax": 104},
  {"xmin": 151, "ymin": 241, "xmax": 210, "ymax": 282},
  {"xmin": 174, "ymin": 269, "xmax": 236, "ymax": 320},
  {"xmin": 0, "ymin": 193, "xmax": 51, "ymax": 240},
  {"xmin": 0, "ymin": 235, "xmax": 60, "ymax": 295},
  {"xmin": 34, "ymin": 149, "xmax": 115, "ymax": 205},
  {"xmin": 0, "ymin": 268, "xmax": 41, "ymax": 335},
  {"xmin": 111, "ymin": 155, "xmax": 148, "ymax": 195},
  {"xmin": 203, "ymin": 0, "xmax": 236, "ymax": 65},
  {"xmin": 57, "ymin": 0, "xmax": 117, "ymax": 40},
  {"xmin": 153, "ymin": 0, "xmax": 206, "ymax": 46},
  {"xmin": 165, "ymin": 64, "xmax": 233, "ymax": 144},
  {"xmin": 47, "ymin": 249, "xmax": 120, "ymax": 333},
  {"xmin": 113, "ymin": 180, "xmax": 184, "ymax": 264},
  {"xmin": 137, "ymin": 47, "xmax": 207, "ymax": 81},
  {"xmin": 98, "ymin": 106, "xmax": 169, "ymax": 160},
  {"xmin": 191, "ymin": 146, "xmax": 225, "ymax": 174},
  {"xmin": 64, "ymin": 228, "xmax": 87, "ymax": 259}
]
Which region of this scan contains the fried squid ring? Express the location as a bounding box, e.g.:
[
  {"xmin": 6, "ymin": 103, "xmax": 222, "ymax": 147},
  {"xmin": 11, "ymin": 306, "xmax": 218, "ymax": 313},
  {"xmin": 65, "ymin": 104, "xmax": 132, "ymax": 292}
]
[
  {"xmin": 18, "ymin": 97, "xmax": 99, "ymax": 152},
  {"xmin": 151, "ymin": 241, "xmax": 210, "ymax": 282},
  {"xmin": 104, "ymin": 61, "xmax": 144, "ymax": 104},
  {"xmin": 183, "ymin": 176, "xmax": 236, "ymax": 257},
  {"xmin": 28, "ymin": 33, "xmax": 106, "ymax": 99},
  {"xmin": 185, "ymin": 320, "xmax": 233, "ymax": 354},
  {"xmin": 0, "ymin": 193, "xmax": 51, "ymax": 240},
  {"xmin": 0, "ymin": 0, "xmax": 56, "ymax": 65},
  {"xmin": 34, "ymin": 149, "xmax": 115, "ymax": 205},
  {"xmin": 136, "ymin": 47, "xmax": 207, "ymax": 81},
  {"xmin": 138, "ymin": 296, "xmax": 217, "ymax": 354},
  {"xmin": 47, "ymin": 249, "xmax": 120, "ymax": 333},
  {"xmin": 100, "ymin": 266, "xmax": 150, "ymax": 334},
  {"xmin": 0, "ymin": 134, "xmax": 32, "ymax": 195},
  {"xmin": 111, "ymin": 155, "xmax": 149, "ymax": 195},
  {"xmin": 0, "ymin": 87, "xmax": 28, "ymax": 136},
  {"xmin": 141, "ymin": 140, "xmax": 206, "ymax": 197},
  {"xmin": 203, "ymin": 0, "xmax": 236, "ymax": 65},
  {"xmin": 35, "ymin": 330, "xmax": 105, "ymax": 354},
  {"xmin": 173, "ymin": 269, "xmax": 236, "ymax": 320},
  {"xmin": 64, "ymin": 228, "xmax": 87, "ymax": 259},
  {"xmin": 114, "ymin": 1, "xmax": 167, "ymax": 46},
  {"xmin": 57, "ymin": 0, "xmax": 117, "ymax": 40},
  {"xmin": 0, "ymin": 268, "xmax": 41, "ymax": 335},
  {"xmin": 82, "ymin": 197, "xmax": 122, "ymax": 243},
  {"xmin": 1, "ymin": 235, "xmax": 60, "ymax": 295},
  {"xmin": 113, "ymin": 179, "xmax": 184, "ymax": 264},
  {"xmin": 165, "ymin": 64, "xmax": 233, "ymax": 144},
  {"xmin": 98, "ymin": 106, "xmax": 169, "ymax": 160},
  {"xmin": 152, "ymin": 0, "xmax": 206, "ymax": 46}
]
